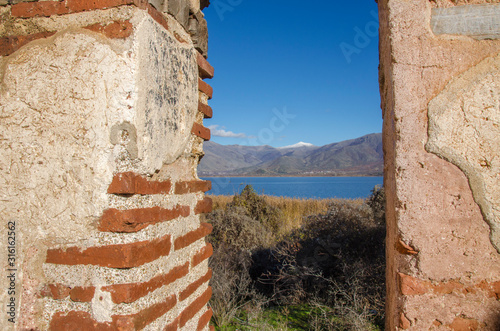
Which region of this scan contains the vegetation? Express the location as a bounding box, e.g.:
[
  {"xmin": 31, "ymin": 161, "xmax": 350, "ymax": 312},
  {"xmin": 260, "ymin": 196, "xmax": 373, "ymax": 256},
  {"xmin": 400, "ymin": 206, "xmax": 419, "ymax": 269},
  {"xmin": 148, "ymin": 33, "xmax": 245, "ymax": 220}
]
[{"xmin": 205, "ymin": 185, "xmax": 386, "ymax": 331}]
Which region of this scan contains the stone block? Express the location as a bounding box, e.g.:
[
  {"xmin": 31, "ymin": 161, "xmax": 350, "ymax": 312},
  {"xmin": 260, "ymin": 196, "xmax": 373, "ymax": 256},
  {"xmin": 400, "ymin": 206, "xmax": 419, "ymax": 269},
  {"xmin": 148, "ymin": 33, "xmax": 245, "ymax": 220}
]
[
  {"xmin": 167, "ymin": 0, "xmax": 190, "ymax": 29},
  {"xmin": 431, "ymin": 3, "xmax": 500, "ymax": 39},
  {"xmin": 189, "ymin": 11, "xmax": 208, "ymax": 57}
]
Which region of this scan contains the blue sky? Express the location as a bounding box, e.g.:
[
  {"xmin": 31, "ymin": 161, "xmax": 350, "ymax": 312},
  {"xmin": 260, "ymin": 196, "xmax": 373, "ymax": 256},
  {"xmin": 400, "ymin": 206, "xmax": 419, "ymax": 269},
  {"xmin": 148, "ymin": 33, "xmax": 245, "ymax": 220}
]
[{"xmin": 203, "ymin": 0, "xmax": 381, "ymax": 148}]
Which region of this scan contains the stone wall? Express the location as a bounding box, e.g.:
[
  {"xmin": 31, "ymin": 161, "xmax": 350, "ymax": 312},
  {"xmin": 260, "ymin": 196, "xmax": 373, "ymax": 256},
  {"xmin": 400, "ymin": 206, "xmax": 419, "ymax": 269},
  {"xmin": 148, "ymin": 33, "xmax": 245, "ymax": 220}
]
[
  {"xmin": 379, "ymin": 0, "xmax": 500, "ymax": 330},
  {"xmin": 0, "ymin": 0, "xmax": 214, "ymax": 329}
]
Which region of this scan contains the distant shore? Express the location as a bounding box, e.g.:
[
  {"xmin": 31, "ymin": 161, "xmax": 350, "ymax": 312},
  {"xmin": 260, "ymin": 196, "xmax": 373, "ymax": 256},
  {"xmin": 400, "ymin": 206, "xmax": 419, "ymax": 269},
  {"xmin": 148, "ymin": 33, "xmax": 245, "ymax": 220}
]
[{"xmin": 200, "ymin": 174, "xmax": 384, "ymax": 178}]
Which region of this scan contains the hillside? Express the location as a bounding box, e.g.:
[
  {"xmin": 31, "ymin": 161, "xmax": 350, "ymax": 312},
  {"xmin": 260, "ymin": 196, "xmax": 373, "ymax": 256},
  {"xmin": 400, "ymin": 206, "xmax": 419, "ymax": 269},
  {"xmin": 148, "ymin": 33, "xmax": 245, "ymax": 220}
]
[{"xmin": 198, "ymin": 133, "xmax": 383, "ymax": 176}]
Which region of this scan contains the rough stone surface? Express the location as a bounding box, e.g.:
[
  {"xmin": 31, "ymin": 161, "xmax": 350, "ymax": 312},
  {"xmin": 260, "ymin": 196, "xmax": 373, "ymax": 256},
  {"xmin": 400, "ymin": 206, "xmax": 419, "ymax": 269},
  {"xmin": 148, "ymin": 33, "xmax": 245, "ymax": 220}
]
[
  {"xmin": 188, "ymin": 10, "xmax": 208, "ymax": 57},
  {"xmin": 167, "ymin": 0, "xmax": 190, "ymax": 29},
  {"xmin": 379, "ymin": 0, "xmax": 500, "ymax": 330},
  {"xmin": 426, "ymin": 52, "xmax": 500, "ymax": 253},
  {"xmin": 0, "ymin": 7, "xmax": 208, "ymax": 329},
  {"xmin": 431, "ymin": 3, "xmax": 500, "ymax": 39}
]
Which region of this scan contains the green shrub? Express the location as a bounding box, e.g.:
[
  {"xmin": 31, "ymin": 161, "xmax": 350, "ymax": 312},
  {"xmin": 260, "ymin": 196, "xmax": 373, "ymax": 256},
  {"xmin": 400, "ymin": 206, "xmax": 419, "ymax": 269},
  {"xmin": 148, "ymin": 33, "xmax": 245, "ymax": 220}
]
[{"xmin": 207, "ymin": 185, "xmax": 386, "ymax": 330}]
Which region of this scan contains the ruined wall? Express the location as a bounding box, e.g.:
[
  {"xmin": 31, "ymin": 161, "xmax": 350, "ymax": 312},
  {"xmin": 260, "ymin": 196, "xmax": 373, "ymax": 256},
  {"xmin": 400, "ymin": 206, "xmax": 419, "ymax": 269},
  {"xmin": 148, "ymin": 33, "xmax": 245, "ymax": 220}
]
[
  {"xmin": 0, "ymin": 0, "xmax": 215, "ymax": 329},
  {"xmin": 379, "ymin": 0, "xmax": 500, "ymax": 330}
]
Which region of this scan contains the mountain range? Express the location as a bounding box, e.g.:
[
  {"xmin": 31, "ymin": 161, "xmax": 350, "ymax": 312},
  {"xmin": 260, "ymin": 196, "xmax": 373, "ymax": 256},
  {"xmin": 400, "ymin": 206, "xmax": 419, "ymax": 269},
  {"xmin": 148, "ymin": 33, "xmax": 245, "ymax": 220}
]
[{"xmin": 198, "ymin": 133, "xmax": 383, "ymax": 177}]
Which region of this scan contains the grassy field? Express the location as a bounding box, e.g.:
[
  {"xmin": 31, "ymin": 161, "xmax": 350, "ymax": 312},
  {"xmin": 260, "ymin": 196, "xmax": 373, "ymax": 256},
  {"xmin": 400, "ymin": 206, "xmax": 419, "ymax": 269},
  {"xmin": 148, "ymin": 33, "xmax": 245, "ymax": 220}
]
[{"xmin": 206, "ymin": 185, "xmax": 386, "ymax": 330}]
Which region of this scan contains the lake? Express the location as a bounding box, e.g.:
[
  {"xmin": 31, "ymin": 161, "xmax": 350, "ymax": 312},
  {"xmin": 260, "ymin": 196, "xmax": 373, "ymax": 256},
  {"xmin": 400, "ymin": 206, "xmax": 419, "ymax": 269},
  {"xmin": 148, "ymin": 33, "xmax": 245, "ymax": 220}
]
[{"xmin": 202, "ymin": 177, "xmax": 384, "ymax": 199}]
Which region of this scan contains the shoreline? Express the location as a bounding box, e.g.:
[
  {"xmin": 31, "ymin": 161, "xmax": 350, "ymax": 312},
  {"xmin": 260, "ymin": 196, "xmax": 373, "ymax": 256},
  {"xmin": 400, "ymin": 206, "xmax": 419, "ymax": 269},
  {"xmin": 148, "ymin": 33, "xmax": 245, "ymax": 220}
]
[{"xmin": 200, "ymin": 175, "xmax": 384, "ymax": 178}]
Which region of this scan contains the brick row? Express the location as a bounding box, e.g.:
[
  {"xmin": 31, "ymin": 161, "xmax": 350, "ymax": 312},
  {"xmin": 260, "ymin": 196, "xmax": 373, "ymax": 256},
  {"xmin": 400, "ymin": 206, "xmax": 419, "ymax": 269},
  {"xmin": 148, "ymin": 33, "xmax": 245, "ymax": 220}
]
[
  {"xmin": 46, "ymin": 234, "xmax": 171, "ymax": 268},
  {"xmin": 197, "ymin": 52, "xmax": 214, "ymax": 79},
  {"xmin": 98, "ymin": 205, "xmax": 190, "ymax": 233},
  {"xmin": 198, "ymin": 101, "xmax": 213, "ymax": 119},
  {"xmin": 398, "ymin": 273, "xmax": 500, "ymax": 298},
  {"xmin": 192, "ymin": 243, "xmax": 213, "ymax": 268},
  {"xmin": 107, "ymin": 172, "xmax": 171, "ymax": 195},
  {"xmin": 84, "ymin": 20, "xmax": 134, "ymax": 38},
  {"xmin": 164, "ymin": 316, "xmax": 180, "ymax": 331},
  {"xmin": 198, "ymin": 78, "xmax": 213, "ymax": 99},
  {"xmin": 49, "ymin": 294, "xmax": 176, "ymax": 330},
  {"xmin": 10, "ymin": 0, "xmax": 149, "ymax": 18},
  {"xmin": 197, "ymin": 308, "xmax": 213, "ymax": 331},
  {"xmin": 174, "ymin": 223, "xmax": 213, "ymax": 250},
  {"xmin": 195, "ymin": 197, "xmax": 213, "ymax": 215},
  {"xmin": 179, "ymin": 287, "xmax": 212, "ymax": 328},
  {"xmin": 0, "ymin": 20, "xmax": 134, "ymax": 57},
  {"xmin": 3, "ymin": 2, "xmax": 185, "ymax": 57},
  {"xmin": 191, "ymin": 122, "xmax": 211, "ymax": 141},
  {"xmin": 103, "ymin": 262, "xmax": 189, "ymax": 303},
  {"xmin": 50, "ymin": 262, "xmax": 189, "ymax": 304},
  {"xmin": 180, "ymin": 269, "xmax": 212, "ymax": 301},
  {"xmin": 175, "ymin": 180, "xmax": 211, "ymax": 194}
]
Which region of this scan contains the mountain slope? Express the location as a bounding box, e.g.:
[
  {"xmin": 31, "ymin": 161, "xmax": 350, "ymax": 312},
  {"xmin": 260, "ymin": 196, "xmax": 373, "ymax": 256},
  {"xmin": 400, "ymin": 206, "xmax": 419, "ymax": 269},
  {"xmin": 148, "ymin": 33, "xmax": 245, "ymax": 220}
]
[{"xmin": 198, "ymin": 133, "xmax": 383, "ymax": 176}]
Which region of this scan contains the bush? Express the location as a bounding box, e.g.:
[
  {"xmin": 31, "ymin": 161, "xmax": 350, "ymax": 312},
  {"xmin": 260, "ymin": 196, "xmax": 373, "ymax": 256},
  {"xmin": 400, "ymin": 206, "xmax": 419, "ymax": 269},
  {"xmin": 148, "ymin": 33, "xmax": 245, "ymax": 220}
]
[
  {"xmin": 206, "ymin": 185, "xmax": 386, "ymax": 330},
  {"xmin": 228, "ymin": 185, "xmax": 283, "ymax": 236}
]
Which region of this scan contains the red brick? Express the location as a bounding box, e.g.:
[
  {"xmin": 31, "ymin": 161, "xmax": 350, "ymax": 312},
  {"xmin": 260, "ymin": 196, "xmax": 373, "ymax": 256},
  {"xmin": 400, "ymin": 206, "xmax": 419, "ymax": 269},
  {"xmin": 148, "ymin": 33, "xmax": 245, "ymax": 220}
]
[
  {"xmin": 191, "ymin": 122, "xmax": 211, "ymax": 141},
  {"xmin": 129, "ymin": 294, "xmax": 177, "ymax": 330},
  {"xmin": 174, "ymin": 223, "xmax": 212, "ymax": 250},
  {"xmin": 46, "ymin": 234, "xmax": 171, "ymax": 268},
  {"xmin": 164, "ymin": 317, "xmax": 180, "ymax": 331},
  {"xmin": 179, "ymin": 287, "xmax": 212, "ymax": 328},
  {"xmin": 476, "ymin": 280, "xmax": 500, "ymax": 299},
  {"xmin": 11, "ymin": 1, "xmax": 67, "ymax": 18},
  {"xmin": 398, "ymin": 273, "xmax": 429, "ymax": 296},
  {"xmin": 47, "ymin": 284, "xmax": 71, "ymax": 300},
  {"xmin": 195, "ymin": 197, "xmax": 213, "ymax": 215},
  {"xmin": 0, "ymin": 31, "xmax": 56, "ymax": 57},
  {"xmin": 103, "ymin": 262, "xmax": 189, "ymax": 303},
  {"xmin": 84, "ymin": 20, "xmax": 133, "ymax": 39},
  {"xmin": 198, "ymin": 78, "xmax": 213, "ymax": 99},
  {"xmin": 448, "ymin": 317, "xmax": 482, "ymax": 331},
  {"xmin": 107, "ymin": 172, "xmax": 171, "ymax": 195},
  {"xmin": 49, "ymin": 295, "xmax": 176, "ymax": 330},
  {"xmin": 192, "ymin": 243, "xmax": 213, "ymax": 267},
  {"xmin": 70, "ymin": 286, "xmax": 95, "ymax": 302},
  {"xmin": 146, "ymin": 2, "xmax": 169, "ymax": 32},
  {"xmin": 399, "ymin": 312, "xmax": 411, "ymax": 329},
  {"xmin": 180, "ymin": 269, "xmax": 212, "ymax": 301},
  {"xmin": 11, "ymin": 0, "xmax": 149, "ymax": 18},
  {"xmin": 433, "ymin": 280, "xmax": 465, "ymax": 295},
  {"xmin": 49, "ymin": 311, "xmax": 114, "ymax": 331},
  {"xmin": 98, "ymin": 205, "xmax": 189, "ymax": 233},
  {"xmin": 198, "ymin": 101, "xmax": 213, "ymax": 119},
  {"xmin": 174, "ymin": 180, "xmax": 211, "ymax": 194},
  {"xmin": 396, "ymin": 239, "xmax": 418, "ymax": 255},
  {"xmin": 197, "ymin": 52, "xmax": 214, "ymax": 79},
  {"xmin": 491, "ymin": 281, "xmax": 500, "ymax": 299},
  {"xmin": 197, "ymin": 308, "xmax": 213, "ymax": 331}
]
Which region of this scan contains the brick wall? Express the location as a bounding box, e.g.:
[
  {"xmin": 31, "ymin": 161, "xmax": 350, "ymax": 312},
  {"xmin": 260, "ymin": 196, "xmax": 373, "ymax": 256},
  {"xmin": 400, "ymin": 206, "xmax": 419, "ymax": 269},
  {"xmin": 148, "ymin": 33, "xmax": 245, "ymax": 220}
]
[
  {"xmin": 380, "ymin": 1, "xmax": 500, "ymax": 330},
  {"xmin": 0, "ymin": 0, "xmax": 214, "ymax": 329}
]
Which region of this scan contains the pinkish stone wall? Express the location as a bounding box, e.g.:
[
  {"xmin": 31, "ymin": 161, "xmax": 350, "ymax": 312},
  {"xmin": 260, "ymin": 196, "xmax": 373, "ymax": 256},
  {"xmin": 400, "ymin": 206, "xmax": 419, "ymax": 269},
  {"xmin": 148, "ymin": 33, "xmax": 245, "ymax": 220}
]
[{"xmin": 379, "ymin": 0, "xmax": 500, "ymax": 330}]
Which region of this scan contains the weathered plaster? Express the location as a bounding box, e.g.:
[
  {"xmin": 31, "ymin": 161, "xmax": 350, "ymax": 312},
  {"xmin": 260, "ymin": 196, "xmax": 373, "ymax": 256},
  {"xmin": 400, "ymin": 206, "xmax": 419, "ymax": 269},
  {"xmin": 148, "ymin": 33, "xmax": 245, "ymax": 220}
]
[
  {"xmin": 380, "ymin": 0, "xmax": 500, "ymax": 329},
  {"xmin": 0, "ymin": 8, "xmax": 199, "ymax": 329},
  {"xmin": 427, "ymin": 52, "xmax": 500, "ymax": 253}
]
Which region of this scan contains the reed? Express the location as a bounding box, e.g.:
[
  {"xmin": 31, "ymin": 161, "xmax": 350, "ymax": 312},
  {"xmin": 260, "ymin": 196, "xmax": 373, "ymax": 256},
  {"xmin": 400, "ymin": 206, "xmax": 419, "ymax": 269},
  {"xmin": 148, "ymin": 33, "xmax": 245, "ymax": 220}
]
[{"xmin": 208, "ymin": 194, "xmax": 364, "ymax": 235}]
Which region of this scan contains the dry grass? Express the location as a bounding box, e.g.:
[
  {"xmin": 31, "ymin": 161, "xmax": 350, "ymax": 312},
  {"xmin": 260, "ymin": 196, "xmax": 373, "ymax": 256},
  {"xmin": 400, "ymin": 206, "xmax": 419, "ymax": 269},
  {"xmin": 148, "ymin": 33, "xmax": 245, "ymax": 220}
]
[{"xmin": 208, "ymin": 194, "xmax": 364, "ymax": 236}]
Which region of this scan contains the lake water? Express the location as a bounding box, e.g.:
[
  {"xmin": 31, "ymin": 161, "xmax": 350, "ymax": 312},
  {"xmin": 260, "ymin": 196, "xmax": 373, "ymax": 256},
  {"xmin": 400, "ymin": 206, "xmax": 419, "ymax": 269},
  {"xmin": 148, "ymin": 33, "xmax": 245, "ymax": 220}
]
[{"xmin": 202, "ymin": 177, "xmax": 384, "ymax": 199}]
